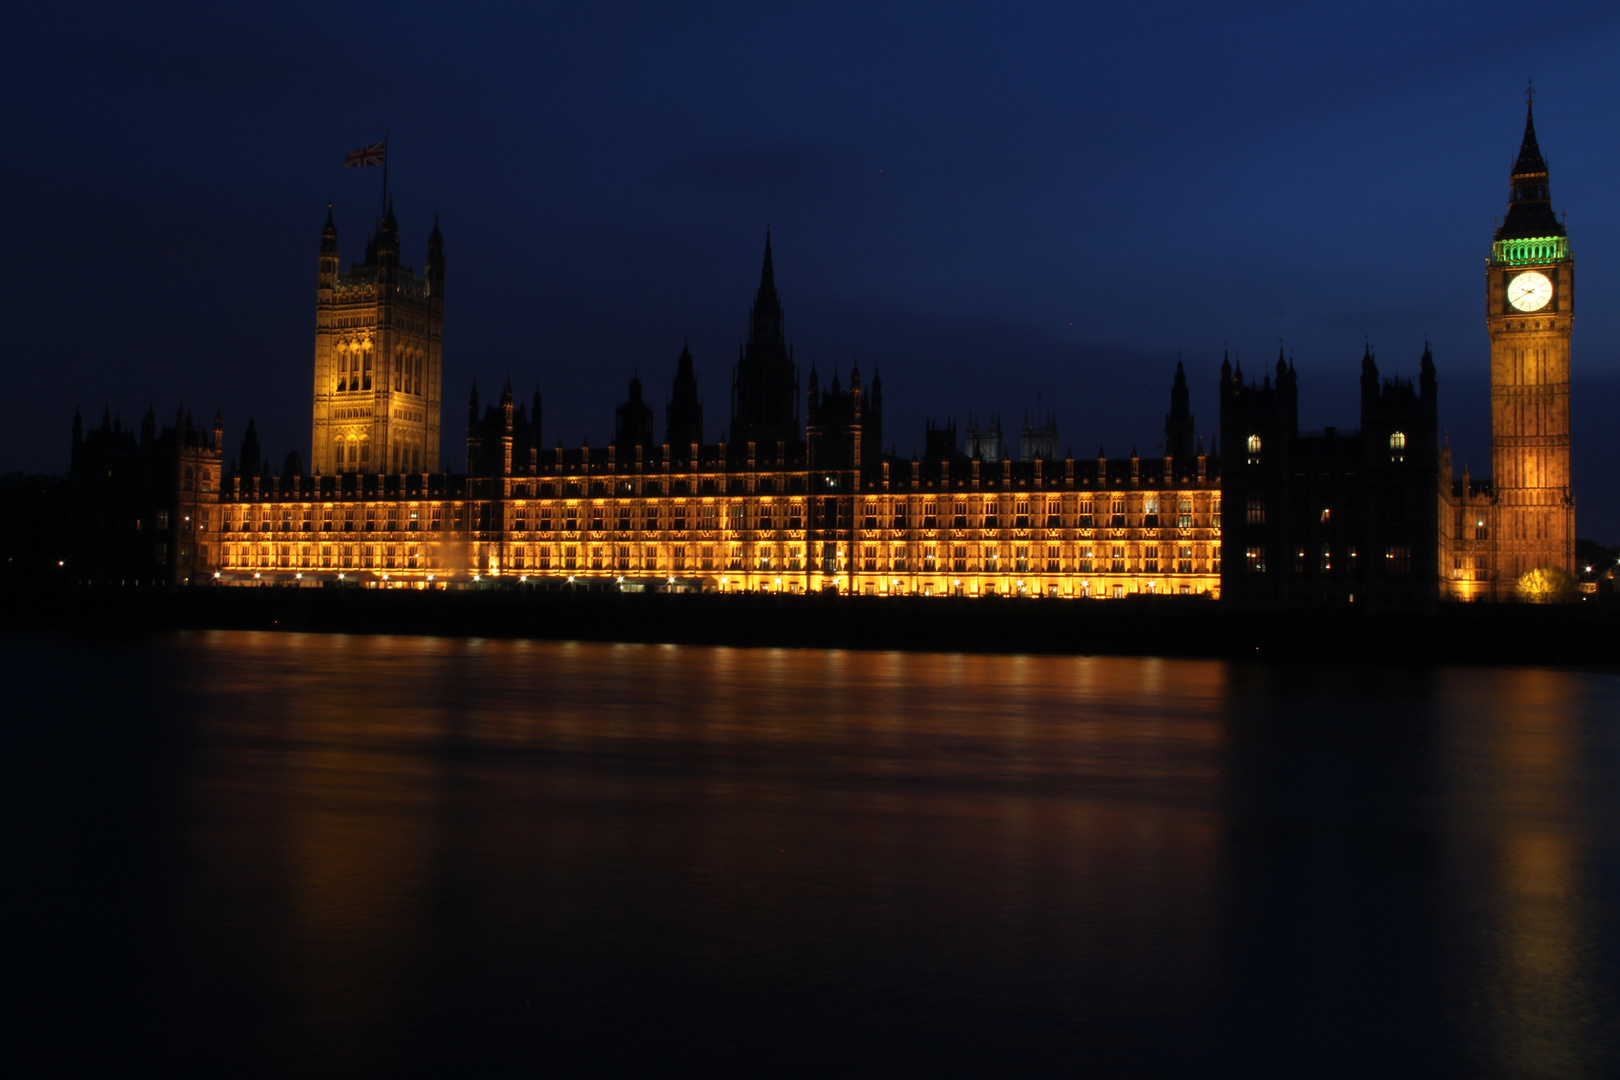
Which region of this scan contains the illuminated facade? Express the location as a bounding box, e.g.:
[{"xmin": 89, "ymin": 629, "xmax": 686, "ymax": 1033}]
[
  {"xmin": 208, "ymin": 442, "xmax": 1223, "ymax": 598},
  {"xmin": 201, "ymin": 228, "xmax": 1223, "ymax": 597},
  {"xmin": 1441, "ymin": 96, "xmax": 1578, "ymax": 600}
]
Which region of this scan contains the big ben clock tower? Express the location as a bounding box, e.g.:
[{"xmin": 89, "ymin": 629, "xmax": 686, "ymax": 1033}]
[{"xmin": 1486, "ymin": 90, "xmax": 1575, "ymax": 597}]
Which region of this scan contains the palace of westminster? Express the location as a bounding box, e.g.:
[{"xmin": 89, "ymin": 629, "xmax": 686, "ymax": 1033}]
[{"xmin": 69, "ymin": 102, "xmax": 1579, "ymax": 604}]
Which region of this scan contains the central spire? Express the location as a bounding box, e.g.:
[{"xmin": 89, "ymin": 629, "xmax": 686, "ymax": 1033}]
[
  {"xmin": 731, "ymin": 230, "xmax": 799, "ymax": 447},
  {"xmin": 748, "ymin": 229, "xmax": 784, "ymax": 348},
  {"xmin": 759, "ymin": 228, "xmax": 776, "ymax": 297}
]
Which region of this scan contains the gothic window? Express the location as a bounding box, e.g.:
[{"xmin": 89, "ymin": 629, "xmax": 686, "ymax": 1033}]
[
  {"xmin": 864, "ymin": 545, "xmax": 878, "ymax": 572},
  {"xmin": 1178, "ymin": 545, "xmax": 1193, "ymax": 573},
  {"xmin": 1213, "ymin": 498, "xmax": 1222, "ymax": 527},
  {"xmin": 1245, "ymin": 546, "xmax": 1266, "ymax": 574},
  {"xmin": 1247, "ymin": 434, "xmax": 1262, "ymax": 464},
  {"xmin": 952, "ymin": 545, "xmax": 967, "ymax": 572},
  {"xmin": 1386, "ymin": 545, "xmax": 1412, "ymax": 574},
  {"xmin": 360, "ymin": 441, "xmax": 370, "ymax": 463},
  {"xmin": 1111, "ymin": 499, "xmax": 1126, "ymax": 528},
  {"xmin": 953, "ymin": 501, "xmax": 967, "ymax": 529},
  {"xmin": 1080, "ymin": 547, "xmax": 1093, "ymax": 573},
  {"xmin": 1111, "ymin": 546, "xmax": 1126, "ymax": 573},
  {"xmin": 1078, "ymin": 500, "xmax": 1093, "ymax": 528},
  {"xmin": 1015, "ymin": 546, "xmax": 1030, "ymax": 573},
  {"xmin": 1046, "ymin": 500, "xmax": 1061, "ymax": 529},
  {"xmin": 1389, "ymin": 431, "xmax": 1406, "ymax": 462},
  {"xmin": 1178, "ymin": 497, "xmax": 1192, "ymax": 529},
  {"xmin": 1246, "ymin": 495, "xmax": 1265, "ymax": 525},
  {"xmin": 1046, "ymin": 544, "xmax": 1059, "ymax": 572},
  {"xmin": 1143, "ymin": 496, "xmax": 1158, "ymax": 527}
]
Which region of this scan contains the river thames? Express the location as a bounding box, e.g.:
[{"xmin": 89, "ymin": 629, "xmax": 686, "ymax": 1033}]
[{"xmin": 6, "ymin": 631, "xmax": 1618, "ymax": 1076}]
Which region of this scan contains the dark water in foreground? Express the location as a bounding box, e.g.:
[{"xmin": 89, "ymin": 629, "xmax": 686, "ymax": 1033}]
[{"xmin": 5, "ymin": 633, "xmax": 1619, "ymax": 1077}]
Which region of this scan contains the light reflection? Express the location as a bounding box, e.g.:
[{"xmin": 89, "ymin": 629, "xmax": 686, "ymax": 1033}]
[{"xmin": 72, "ymin": 633, "xmax": 1619, "ymax": 1074}]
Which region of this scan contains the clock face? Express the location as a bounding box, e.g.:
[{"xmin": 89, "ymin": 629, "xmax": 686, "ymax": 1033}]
[{"xmin": 1508, "ymin": 270, "xmax": 1553, "ymax": 312}]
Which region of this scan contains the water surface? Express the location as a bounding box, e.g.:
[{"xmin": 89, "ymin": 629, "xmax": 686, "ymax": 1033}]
[{"xmin": 5, "ymin": 632, "xmax": 1618, "ymax": 1076}]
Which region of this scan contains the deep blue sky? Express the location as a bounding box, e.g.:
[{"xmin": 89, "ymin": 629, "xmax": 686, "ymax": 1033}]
[{"xmin": 6, "ymin": 1, "xmax": 1619, "ymax": 537}]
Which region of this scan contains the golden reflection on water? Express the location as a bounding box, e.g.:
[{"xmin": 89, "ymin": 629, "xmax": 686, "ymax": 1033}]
[
  {"xmin": 1440, "ymin": 668, "xmax": 1603, "ymax": 1079},
  {"xmin": 154, "ymin": 632, "xmax": 1619, "ymax": 1074}
]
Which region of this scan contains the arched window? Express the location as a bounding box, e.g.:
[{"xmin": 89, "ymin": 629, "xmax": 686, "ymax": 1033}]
[
  {"xmin": 1389, "ymin": 431, "xmax": 1406, "ymax": 462},
  {"xmin": 1247, "ymin": 434, "xmax": 1262, "ymax": 464}
]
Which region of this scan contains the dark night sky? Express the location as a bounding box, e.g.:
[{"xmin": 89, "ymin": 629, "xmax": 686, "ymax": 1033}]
[{"xmin": 6, "ymin": 1, "xmax": 1619, "ymax": 538}]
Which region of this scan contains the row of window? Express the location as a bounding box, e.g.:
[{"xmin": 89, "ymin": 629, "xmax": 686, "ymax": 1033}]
[
  {"xmin": 221, "ymin": 497, "xmax": 1223, "ymax": 533},
  {"xmin": 1242, "ymin": 545, "xmax": 1412, "ymax": 574},
  {"xmin": 220, "ymin": 540, "xmax": 1222, "ymax": 578},
  {"xmin": 333, "ymin": 351, "xmax": 426, "ymax": 396},
  {"xmin": 1246, "ymin": 432, "xmax": 1409, "ymax": 465}
]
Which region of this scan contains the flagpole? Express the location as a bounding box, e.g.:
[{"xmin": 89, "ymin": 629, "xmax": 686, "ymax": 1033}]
[{"xmin": 382, "ymin": 130, "xmax": 390, "ymax": 219}]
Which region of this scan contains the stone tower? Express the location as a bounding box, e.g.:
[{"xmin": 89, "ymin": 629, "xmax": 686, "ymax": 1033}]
[
  {"xmin": 1486, "ymin": 94, "xmax": 1575, "ymax": 595},
  {"xmin": 311, "ymin": 203, "xmax": 444, "ymax": 475}
]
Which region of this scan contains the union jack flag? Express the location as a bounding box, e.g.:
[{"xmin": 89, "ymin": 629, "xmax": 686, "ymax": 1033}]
[{"xmin": 344, "ymin": 140, "xmax": 386, "ymax": 168}]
